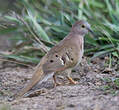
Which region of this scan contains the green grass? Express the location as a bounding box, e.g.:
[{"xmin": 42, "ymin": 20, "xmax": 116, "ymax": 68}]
[
  {"xmin": 0, "ymin": 0, "xmax": 119, "ymax": 66},
  {"xmin": 100, "ymin": 77, "xmax": 119, "ymax": 95}
]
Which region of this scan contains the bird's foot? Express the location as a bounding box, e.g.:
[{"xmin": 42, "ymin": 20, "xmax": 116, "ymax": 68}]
[
  {"xmin": 53, "ymin": 75, "xmax": 64, "ymax": 87},
  {"xmin": 54, "ymin": 82, "xmax": 63, "ymax": 87},
  {"xmin": 67, "ymin": 76, "xmax": 79, "ymax": 85}
]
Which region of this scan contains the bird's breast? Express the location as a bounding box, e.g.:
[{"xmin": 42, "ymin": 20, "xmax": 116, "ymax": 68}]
[{"xmin": 74, "ymin": 36, "xmax": 84, "ymax": 67}]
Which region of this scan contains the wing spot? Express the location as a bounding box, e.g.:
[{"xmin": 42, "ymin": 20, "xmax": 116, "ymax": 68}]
[
  {"xmin": 71, "ymin": 58, "xmax": 73, "ymax": 61},
  {"xmin": 55, "ymin": 55, "xmax": 58, "ymax": 57},
  {"xmin": 50, "ymin": 60, "xmax": 54, "ymax": 63}
]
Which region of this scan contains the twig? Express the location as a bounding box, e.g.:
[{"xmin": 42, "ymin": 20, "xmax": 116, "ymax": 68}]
[
  {"xmin": 11, "ymin": 12, "xmax": 49, "ymax": 53},
  {"xmin": 0, "ymin": 58, "xmax": 34, "ymax": 69}
]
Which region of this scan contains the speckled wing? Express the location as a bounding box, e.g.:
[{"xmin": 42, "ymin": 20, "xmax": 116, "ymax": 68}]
[{"xmin": 42, "ymin": 41, "xmax": 80, "ymax": 74}]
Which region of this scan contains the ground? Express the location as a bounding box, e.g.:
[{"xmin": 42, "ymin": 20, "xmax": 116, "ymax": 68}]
[{"xmin": 0, "ymin": 57, "xmax": 119, "ymax": 110}]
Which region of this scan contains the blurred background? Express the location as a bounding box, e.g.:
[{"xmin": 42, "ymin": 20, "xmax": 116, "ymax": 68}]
[{"xmin": 0, "ymin": 0, "xmax": 118, "ymax": 67}]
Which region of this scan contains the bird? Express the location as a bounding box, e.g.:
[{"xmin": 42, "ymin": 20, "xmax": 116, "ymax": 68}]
[{"xmin": 14, "ymin": 20, "xmax": 93, "ymax": 99}]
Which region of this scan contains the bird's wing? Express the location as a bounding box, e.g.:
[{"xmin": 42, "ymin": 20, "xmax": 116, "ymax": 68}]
[
  {"xmin": 42, "ymin": 45, "xmax": 78, "ymax": 74},
  {"xmin": 42, "ymin": 55, "xmax": 66, "ymax": 74}
]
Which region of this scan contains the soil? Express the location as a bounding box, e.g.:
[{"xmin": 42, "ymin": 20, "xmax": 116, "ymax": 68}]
[{"xmin": 0, "ymin": 57, "xmax": 119, "ymax": 110}]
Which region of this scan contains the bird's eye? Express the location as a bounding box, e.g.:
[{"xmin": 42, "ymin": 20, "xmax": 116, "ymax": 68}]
[{"xmin": 81, "ymin": 25, "xmax": 85, "ymax": 28}]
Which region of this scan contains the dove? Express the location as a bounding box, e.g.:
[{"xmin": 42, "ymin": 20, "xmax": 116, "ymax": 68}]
[{"xmin": 15, "ymin": 20, "xmax": 93, "ymax": 98}]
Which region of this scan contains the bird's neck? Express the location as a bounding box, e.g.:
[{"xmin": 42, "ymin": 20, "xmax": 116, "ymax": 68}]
[
  {"xmin": 65, "ymin": 32, "xmax": 84, "ymax": 50},
  {"xmin": 69, "ymin": 32, "xmax": 84, "ymax": 40},
  {"xmin": 71, "ymin": 28, "xmax": 86, "ymax": 36}
]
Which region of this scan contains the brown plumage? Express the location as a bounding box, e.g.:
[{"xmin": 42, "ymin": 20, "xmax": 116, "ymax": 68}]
[{"xmin": 15, "ymin": 20, "xmax": 92, "ymax": 98}]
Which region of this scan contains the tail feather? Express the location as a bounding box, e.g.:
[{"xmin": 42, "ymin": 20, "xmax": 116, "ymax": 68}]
[
  {"xmin": 15, "ymin": 56, "xmax": 47, "ymax": 98},
  {"xmin": 17, "ymin": 66, "xmax": 44, "ymax": 98}
]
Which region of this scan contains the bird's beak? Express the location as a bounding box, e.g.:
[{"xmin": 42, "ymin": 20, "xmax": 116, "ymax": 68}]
[{"xmin": 87, "ymin": 28, "xmax": 95, "ymax": 36}]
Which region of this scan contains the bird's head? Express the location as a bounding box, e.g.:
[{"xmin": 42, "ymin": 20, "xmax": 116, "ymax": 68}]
[{"xmin": 71, "ymin": 20, "xmax": 93, "ymax": 36}]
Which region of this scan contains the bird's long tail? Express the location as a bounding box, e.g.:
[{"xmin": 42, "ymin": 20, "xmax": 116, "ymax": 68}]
[
  {"xmin": 17, "ymin": 65, "xmax": 44, "ymax": 98},
  {"xmin": 15, "ymin": 56, "xmax": 48, "ymax": 99}
]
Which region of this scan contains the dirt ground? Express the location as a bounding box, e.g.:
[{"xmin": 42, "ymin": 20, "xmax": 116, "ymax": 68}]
[{"xmin": 0, "ymin": 57, "xmax": 119, "ymax": 110}]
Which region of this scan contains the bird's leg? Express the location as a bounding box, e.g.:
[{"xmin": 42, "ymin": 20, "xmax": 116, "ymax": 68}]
[
  {"xmin": 67, "ymin": 76, "xmax": 78, "ymax": 84},
  {"xmin": 53, "ymin": 74, "xmax": 62, "ymax": 87},
  {"xmin": 66, "ymin": 69, "xmax": 78, "ymax": 84}
]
